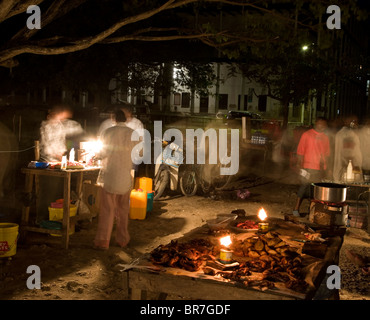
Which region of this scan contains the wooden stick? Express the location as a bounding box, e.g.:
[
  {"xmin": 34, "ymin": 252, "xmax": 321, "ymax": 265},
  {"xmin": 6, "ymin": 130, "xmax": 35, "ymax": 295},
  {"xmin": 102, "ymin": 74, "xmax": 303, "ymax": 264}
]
[{"xmin": 34, "ymin": 140, "xmax": 40, "ymax": 161}]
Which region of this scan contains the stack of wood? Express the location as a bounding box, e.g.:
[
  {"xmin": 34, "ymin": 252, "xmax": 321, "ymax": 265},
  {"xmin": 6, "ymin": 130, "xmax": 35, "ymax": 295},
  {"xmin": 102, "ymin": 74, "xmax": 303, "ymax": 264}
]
[
  {"xmin": 150, "ymin": 232, "xmax": 311, "ymax": 293},
  {"xmin": 150, "ymin": 239, "xmax": 213, "ymax": 272}
]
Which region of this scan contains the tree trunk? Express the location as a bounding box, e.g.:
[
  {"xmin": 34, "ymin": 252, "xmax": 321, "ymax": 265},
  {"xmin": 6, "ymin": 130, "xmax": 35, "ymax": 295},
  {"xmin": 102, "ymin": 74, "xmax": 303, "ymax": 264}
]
[
  {"xmin": 190, "ymin": 88, "xmax": 195, "ymax": 114},
  {"xmin": 281, "ymin": 100, "xmax": 289, "ymax": 131}
]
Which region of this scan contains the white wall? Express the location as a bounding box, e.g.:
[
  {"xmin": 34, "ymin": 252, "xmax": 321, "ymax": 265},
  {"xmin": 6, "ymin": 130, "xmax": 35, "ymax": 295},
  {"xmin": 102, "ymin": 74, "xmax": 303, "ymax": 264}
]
[{"xmin": 120, "ymin": 62, "xmax": 283, "ymax": 118}]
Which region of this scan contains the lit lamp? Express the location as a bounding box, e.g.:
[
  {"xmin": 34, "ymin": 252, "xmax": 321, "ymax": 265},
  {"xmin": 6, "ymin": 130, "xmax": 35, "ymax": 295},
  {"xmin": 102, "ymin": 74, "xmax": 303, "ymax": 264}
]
[
  {"xmin": 219, "ymin": 235, "xmax": 233, "ymax": 264},
  {"xmin": 79, "ymin": 139, "xmax": 103, "ymax": 165},
  {"xmin": 258, "ymin": 208, "xmax": 269, "ymax": 233}
]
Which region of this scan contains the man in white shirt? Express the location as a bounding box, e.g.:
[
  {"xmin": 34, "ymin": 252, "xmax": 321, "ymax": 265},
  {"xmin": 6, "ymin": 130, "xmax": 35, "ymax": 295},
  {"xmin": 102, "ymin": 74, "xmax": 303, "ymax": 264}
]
[
  {"xmin": 97, "ymin": 107, "xmax": 116, "ymax": 137},
  {"xmin": 333, "ymin": 116, "xmax": 362, "ymax": 182},
  {"xmin": 121, "ymin": 104, "xmax": 144, "ymax": 137},
  {"xmin": 94, "ymin": 109, "xmax": 135, "ymax": 249},
  {"xmin": 38, "ymin": 105, "xmax": 83, "ymax": 222},
  {"xmin": 358, "ymin": 118, "xmax": 370, "ymax": 174},
  {"xmin": 40, "ymin": 105, "xmax": 83, "ymax": 162}
]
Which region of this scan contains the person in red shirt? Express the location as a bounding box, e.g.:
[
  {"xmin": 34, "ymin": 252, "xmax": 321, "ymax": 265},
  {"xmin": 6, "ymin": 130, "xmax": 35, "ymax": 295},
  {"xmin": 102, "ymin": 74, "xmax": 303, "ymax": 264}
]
[{"xmin": 293, "ymin": 117, "xmax": 331, "ymax": 216}]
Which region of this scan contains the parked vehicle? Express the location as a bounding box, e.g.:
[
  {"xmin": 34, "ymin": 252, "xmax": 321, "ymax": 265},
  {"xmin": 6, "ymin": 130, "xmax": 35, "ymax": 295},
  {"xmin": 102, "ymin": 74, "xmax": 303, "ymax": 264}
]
[
  {"xmin": 153, "ymin": 139, "xmax": 184, "ymax": 200},
  {"xmin": 152, "ymin": 138, "xmax": 235, "ymax": 199},
  {"xmin": 179, "ymin": 164, "xmax": 202, "ymax": 197},
  {"xmin": 225, "ymin": 110, "xmax": 262, "ymax": 120}
]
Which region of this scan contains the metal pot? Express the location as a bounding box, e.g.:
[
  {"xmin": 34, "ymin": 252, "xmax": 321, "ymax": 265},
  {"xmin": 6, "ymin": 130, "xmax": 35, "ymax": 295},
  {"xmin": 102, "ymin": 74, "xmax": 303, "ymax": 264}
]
[{"xmin": 312, "ymin": 182, "xmax": 347, "ymax": 203}]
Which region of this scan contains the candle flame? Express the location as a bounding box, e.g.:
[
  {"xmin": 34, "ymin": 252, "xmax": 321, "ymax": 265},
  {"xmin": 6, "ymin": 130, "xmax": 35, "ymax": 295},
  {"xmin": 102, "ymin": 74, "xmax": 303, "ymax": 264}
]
[
  {"xmin": 220, "ymin": 235, "xmax": 232, "ymax": 247},
  {"xmin": 258, "ymin": 208, "xmax": 267, "ymax": 221}
]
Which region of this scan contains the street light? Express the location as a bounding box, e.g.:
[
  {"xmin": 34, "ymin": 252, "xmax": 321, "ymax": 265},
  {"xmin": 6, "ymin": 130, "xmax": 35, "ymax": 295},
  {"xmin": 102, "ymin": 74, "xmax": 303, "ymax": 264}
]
[{"xmin": 302, "ymin": 45, "xmax": 309, "ymax": 51}]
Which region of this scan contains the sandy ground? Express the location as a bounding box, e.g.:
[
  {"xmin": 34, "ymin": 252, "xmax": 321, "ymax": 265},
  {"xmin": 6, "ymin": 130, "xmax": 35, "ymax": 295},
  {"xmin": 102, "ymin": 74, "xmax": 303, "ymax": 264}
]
[{"xmin": 0, "ymin": 173, "xmax": 369, "ymax": 301}]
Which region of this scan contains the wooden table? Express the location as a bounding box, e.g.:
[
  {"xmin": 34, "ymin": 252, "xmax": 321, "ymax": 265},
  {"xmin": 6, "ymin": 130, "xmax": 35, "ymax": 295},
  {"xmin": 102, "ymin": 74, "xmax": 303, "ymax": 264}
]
[
  {"xmin": 21, "ymin": 167, "xmax": 100, "ymax": 249},
  {"xmin": 123, "ymin": 218, "xmax": 344, "ymax": 300}
]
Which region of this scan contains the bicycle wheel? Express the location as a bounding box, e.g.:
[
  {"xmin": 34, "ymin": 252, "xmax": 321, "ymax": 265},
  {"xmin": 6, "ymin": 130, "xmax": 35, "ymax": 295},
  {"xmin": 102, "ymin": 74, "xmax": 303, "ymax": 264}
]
[
  {"xmin": 153, "ymin": 169, "xmax": 169, "ymax": 200},
  {"xmin": 212, "ymin": 163, "xmax": 234, "ymax": 191},
  {"xmin": 180, "ymin": 170, "xmax": 198, "ymax": 197},
  {"xmin": 200, "ymin": 178, "xmax": 211, "ymax": 194}
]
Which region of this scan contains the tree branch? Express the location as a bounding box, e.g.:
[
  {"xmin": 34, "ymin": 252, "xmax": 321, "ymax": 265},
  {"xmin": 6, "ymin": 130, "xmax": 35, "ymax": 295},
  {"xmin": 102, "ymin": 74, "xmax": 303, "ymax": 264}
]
[
  {"xmin": 0, "ymin": 0, "xmax": 325, "ymax": 67},
  {"xmin": 0, "ymin": 0, "xmax": 179, "ymax": 65},
  {"xmin": 0, "ymin": 0, "xmax": 44, "ymax": 23},
  {"xmin": 9, "ymin": 0, "xmax": 87, "ymax": 43}
]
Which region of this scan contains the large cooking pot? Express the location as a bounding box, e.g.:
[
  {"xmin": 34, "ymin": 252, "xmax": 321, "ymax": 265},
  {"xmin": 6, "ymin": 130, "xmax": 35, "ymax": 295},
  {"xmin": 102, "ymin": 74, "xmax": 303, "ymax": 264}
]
[{"xmin": 312, "ymin": 182, "xmax": 347, "ymax": 203}]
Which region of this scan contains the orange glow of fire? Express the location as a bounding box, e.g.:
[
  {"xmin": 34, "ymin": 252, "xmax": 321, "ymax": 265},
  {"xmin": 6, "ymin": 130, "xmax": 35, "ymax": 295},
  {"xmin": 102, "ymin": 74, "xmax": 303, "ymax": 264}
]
[
  {"xmin": 258, "ymin": 208, "xmax": 268, "ymax": 221},
  {"xmin": 220, "ymin": 235, "xmax": 232, "ymax": 247}
]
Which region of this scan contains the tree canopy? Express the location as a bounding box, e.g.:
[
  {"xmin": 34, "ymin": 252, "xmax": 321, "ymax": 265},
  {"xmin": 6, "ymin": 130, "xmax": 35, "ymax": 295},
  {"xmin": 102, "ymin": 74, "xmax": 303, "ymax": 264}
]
[
  {"xmin": 0, "ymin": 0, "xmax": 368, "ymax": 122},
  {"xmin": 1, "ymin": 0, "xmax": 367, "ymax": 68}
]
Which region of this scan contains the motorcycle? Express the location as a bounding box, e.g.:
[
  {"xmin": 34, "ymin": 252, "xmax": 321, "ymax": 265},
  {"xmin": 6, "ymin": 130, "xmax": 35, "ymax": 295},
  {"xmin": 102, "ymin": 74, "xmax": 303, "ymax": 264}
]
[
  {"xmin": 153, "ymin": 139, "xmax": 184, "ymax": 200},
  {"xmin": 152, "ymin": 139, "xmax": 234, "ymax": 199}
]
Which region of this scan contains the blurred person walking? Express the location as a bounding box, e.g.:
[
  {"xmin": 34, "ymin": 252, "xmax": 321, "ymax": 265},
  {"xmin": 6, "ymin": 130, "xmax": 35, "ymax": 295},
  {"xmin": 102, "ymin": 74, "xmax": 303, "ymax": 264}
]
[
  {"xmin": 97, "ymin": 106, "xmax": 116, "ymax": 137},
  {"xmin": 37, "ymin": 105, "xmax": 83, "ymax": 222},
  {"xmin": 333, "ymin": 115, "xmax": 362, "ymax": 182},
  {"xmin": 94, "ymin": 109, "xmax": 135, "ymax": 249},
  {"xmin": 292, "ymin": 117, "xmax": 331, "ymax": 217},
  {"xmin": 121, "ymin": 104, "xmax": 144, "ymax": 137},
  {"xmin": 357, "ymin": 118, "xmax": 370, "ymax": 177},
  {"xmin": 121, "ymin": 104, "xmax": 144, "ymax": 177},
  {"xmin": 40, "ymin": 105, "xmax": 83, "ymax": 162}
]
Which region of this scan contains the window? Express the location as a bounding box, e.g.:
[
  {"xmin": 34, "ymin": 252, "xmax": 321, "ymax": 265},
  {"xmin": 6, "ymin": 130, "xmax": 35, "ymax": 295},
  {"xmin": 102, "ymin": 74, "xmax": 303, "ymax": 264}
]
[
  {"xmin": 199, "ymin": 96, "xmax": 209, "ymax": 113},
  {"xmin": 174, "ymin": 93, "xmax": 181, "ymax": 105},
  {"xmin": 238, "ymin": 95, "xmax": 248, "ymax": 110},
  {"xmin": 218, "ymin": 94, "xmax": 228, "ymax": 110},
  {"xmin": 258, "ymin": 95, "xmax": 267, "ymax": 112},
  {"xmin": 182, "ymin": 92, "xmax": 190, "ymax": 108},
  {"xmin": 248, "ymin": 89, "xmax": 253, "ymax": 102},
  {"xmin": 292, "ymin": 105, "xmax": 301, "ymax": 118}
]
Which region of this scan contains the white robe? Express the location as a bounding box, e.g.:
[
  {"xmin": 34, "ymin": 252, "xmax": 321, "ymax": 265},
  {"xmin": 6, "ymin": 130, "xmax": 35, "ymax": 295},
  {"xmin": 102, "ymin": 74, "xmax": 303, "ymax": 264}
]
[{"xmin": 97, "ymin": 123, "xmax": 135, "ymax": 195}]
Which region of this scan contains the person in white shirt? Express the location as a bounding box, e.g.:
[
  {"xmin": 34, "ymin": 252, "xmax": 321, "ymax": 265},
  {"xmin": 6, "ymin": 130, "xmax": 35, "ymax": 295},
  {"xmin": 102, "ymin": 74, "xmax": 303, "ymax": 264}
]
[
  {"xmin": 121, "ymin": 105, "xmax": 144, "ymax": 137},
  {"xmin": 40, "ymin": 105, "xmax": 83, "ymax": 162},
  {"xmin": 38, "ymin": 105, "xmax": 83, "ymax": 222},
  {"xmin": 94, "ymin": 109, "xmax": 136, "ymax": 250},
  {"xmin": 357, "ymin": 118, "xmax": 370, "ymax": 174},
  {"xmin": 97, "ymin": 108, "xmax": 116, "ymax": 137},
  {"xmin": 333, "ymin": 115, "xmax": 362, "ymax": 182}
]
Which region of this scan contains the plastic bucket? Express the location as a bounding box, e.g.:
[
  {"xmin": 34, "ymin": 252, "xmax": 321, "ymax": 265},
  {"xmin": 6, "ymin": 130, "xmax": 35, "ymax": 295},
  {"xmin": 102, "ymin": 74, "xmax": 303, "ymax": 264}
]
[
  {"xmin": 48, "ymin": 205, "xmax": 77, "ymax": 236},
  {"xmin": 0, "ymin": 223, "xmax": 19, "ymax": 258},
  {"xmin": 147, "ymin": 192, "xmax": 154, "ymax": 213},
  {"xmin": 48, "ymin": 205, "xmax": 77, "ymax": 221}
]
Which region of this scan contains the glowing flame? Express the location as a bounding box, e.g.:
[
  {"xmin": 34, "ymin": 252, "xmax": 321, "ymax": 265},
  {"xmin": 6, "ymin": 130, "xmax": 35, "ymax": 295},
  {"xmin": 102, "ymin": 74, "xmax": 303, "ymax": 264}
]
[
  {"xmin": 220, "ymin": 235, "xmax": 232, "ymax": 247},
  {"xmin": 258, "ymin": 208, "xmax": 267, "ymax": 221}
]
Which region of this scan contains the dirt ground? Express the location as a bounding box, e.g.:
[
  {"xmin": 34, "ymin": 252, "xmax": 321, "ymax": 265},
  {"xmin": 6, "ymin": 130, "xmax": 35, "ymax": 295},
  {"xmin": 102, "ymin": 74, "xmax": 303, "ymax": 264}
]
[{"xmin": 0, "ymin": 172, "xmax": 369, "ymax": 301}]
